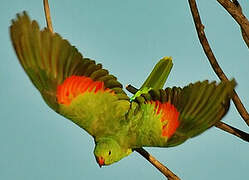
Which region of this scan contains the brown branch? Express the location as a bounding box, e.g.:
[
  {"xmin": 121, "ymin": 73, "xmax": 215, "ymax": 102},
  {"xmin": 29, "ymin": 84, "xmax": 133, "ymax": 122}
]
[
  {"xmin": 188, "ymin": 0, "xmax": 249, "ymax": 126},
  {"xmin": 126, "ymin": 84, "xmax": 138, "ymax": 94},
  {"xmin": 43, "ymin": 0, "xmax": 53, "ymax": 33},
  {"xmin": 215, "ymin": 122, "xmax": 249, "ymax": 142},
  {"xmin": 232, "ymin": 0, "xmax": 249, "ymax": 49},
  {"xmin": 126, "ymin": 84, "xmax": 249, "ymax": 143},
  {"xmin": 135, "ymin": 148, "xmax": 180, "ymax": 180},
  {"xmin": 241, "ymin": 28, "xmax": 249, "ymax": 49},
  {"xmin": 217, "ymin": 0, "xmax": 249, "ymax": 48}
]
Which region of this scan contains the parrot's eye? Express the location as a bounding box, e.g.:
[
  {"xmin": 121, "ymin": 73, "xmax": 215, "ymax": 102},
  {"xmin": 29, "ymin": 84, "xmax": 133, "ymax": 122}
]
[{"xmin": 108, "ymin": 150, "xmax": 111, "ymax": 155}]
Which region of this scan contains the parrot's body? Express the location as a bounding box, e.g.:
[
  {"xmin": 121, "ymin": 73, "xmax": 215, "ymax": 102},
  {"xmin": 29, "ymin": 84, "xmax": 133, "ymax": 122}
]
[{"xmin": 10, "ymin": 12, "xmax": 235, "ymax": 167}]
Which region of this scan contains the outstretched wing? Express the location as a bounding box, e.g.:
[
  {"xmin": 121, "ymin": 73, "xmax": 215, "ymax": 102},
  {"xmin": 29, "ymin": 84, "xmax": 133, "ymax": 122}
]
[
  {"xmin": 10, "ymin": 12, "xmax": 130, "ymax": 137},
  {"xmin": 128, "ymin": 80, "xmax": 235, "ymax": 148}
]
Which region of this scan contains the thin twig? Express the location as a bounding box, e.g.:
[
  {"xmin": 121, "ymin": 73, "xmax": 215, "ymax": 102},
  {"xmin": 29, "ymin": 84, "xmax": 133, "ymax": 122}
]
[
  {"xmin": 126, "ymin": 84, "xmax": 138, "ymax": 94},
  {"xmin": 135, "ymin": 148, "xmax": 180, "ymax": 180},
  {"xmin": 230, "ymin": 0, "xmax": 249, "ymax": 48},
  {"xmin": 217, "ymin": 0, "xmax": 249, "ymax": 48},
  {"xmin": 215, "ymin": 122, "xmax": 249, "ymax": 142},
  {"xmin": 126, "ymin": 84, "xmax": 249, "ymax": 143},
  {"xmin": 43, "ymin": 0, "xmax": 53, "ymax": 33},
  {"xmin": 188, "ymin": 0, "xmax": 249, "ymax": 126},
  {"xmin": 241, "ymin": 28, "xmax": 249, "ymax": 49}
]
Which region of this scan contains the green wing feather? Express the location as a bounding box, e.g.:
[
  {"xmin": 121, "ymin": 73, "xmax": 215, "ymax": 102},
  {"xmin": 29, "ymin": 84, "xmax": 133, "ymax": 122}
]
[
  {"xmin": 10, "ymin": 12, "xmax": 130, "ymax": 137},
  {"xmin": 128, "ymin": 80, "xmax": 235, "ymax": 148}
]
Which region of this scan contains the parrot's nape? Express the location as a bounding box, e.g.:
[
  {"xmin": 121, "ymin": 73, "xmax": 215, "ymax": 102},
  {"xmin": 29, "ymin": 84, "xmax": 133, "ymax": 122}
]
[{"xmin": 10, "ymin": 12, "xmax": 236, "ymax": 167}]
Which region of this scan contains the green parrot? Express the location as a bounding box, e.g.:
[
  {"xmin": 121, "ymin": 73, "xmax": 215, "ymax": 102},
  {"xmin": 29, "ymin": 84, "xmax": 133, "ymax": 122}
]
[{"xmin": 10, "ymin": 12, "xmax": 236, "ymax": 167}]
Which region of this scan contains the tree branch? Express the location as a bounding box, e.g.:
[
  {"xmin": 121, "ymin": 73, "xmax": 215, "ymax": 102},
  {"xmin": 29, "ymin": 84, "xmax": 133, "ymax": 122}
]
[
  {"xmin": 188, "ymin": 0, "xmax": 249, "ymax": 126},
  {"xmin": 43, "ymin": 0, "xmax": 53, "ymax": 33},
  {"xmin": 135, "ymin": 148, "xmax": 180, "ymax": 180},
  {"xmin": 126, "ymin": 84, "xmax": 139, "ymax": 94},
  {"xmin": 215, "ymin": 122, "xmax": 249, "ymax": 142},
  {"xmin": 217, "ymin": 0, "xmax": 249, "ymax": 48},
  {"xmin": 126, "ymin": 84, "xmax": 249, "ymax": 143}
]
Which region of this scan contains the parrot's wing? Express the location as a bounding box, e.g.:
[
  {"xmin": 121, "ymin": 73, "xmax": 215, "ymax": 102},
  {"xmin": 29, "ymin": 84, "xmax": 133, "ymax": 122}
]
[
  {"xmin": 129, "ymin": 80, "xmax": 235, "ymax": 148},
  {"xmin": 10, "ymin": 12, "xmax": 130, "ymax": 137}
]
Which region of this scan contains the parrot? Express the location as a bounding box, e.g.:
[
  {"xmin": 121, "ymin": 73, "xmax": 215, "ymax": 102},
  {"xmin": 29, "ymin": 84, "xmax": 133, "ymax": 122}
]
[{"xmin": 10, "ymin": 12, "xmax": 236, "ymax": 167}]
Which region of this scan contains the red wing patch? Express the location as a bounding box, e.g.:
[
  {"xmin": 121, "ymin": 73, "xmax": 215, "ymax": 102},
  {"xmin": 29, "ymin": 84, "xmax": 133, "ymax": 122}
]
[
  {"xmin": 150, "ymin": 100, "xmax": 180, "ymax": 139},
  {"xmin": 57, "ymin": 75, "xmax": 111, "ymax": 105}
]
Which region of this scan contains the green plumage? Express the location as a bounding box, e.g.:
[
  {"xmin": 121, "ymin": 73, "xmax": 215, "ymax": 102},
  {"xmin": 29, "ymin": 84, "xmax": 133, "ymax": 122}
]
[
  {"xmin": 10, "ymin": 12, "xmax": 128, "ymax": 112},
  {"xmin": 141, "ymin": 56, "xmax": 173, "ymax": 90},
  {"xmin": 60, "ymin": 91, "xmax": 130, "ymax": 137},
  {"xmin": 10, "ymin": 12, "xmax": 236, "ymax": 167},
  {"xmin": 131, "ymin": 57, "xmax": 172, "ymax": 101},
  {"xmin": 130, "ymin": 80, "xmax": 235, "ymax": 147}
]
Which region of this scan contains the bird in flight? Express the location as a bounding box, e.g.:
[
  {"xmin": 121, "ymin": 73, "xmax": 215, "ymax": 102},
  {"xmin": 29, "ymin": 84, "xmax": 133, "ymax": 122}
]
[{"xmin": 10, "ymin": 12, "xmax": 235, "ymax": 167}]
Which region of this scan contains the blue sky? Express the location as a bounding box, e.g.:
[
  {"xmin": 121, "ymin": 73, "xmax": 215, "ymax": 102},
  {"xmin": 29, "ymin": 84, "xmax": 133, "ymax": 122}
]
[{"xmin": 1, "ymin": 0, "xmax": 248, "ymax": 179}]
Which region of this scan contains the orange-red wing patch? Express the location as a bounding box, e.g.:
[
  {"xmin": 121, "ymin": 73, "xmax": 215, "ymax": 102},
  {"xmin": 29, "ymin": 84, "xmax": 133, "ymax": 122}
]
[
  {"xmin": 57, "ymin": 75, "xmax": 111, "ymax": 105},
  {"xmin": 150, "ymin": 100, "xmax": 180, "ymax": 139}
]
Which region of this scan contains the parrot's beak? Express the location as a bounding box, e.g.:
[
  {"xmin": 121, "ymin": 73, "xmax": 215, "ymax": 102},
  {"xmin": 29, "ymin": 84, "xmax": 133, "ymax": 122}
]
[{"xmin": 97, "ymin": 156, "xmax": 105, "ymax": 167}]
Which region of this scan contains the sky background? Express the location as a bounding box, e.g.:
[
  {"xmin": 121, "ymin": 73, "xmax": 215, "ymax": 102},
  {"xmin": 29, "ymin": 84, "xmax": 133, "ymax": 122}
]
[{"xmin": 0, "ymin": 0, "xmax": 249, "ymax": 179}]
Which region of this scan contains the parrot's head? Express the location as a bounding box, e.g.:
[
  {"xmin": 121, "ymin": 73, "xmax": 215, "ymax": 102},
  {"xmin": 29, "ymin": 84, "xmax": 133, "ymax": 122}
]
[{"xmin": 94, "ymin": 137, "xmax": 132, "ymax": 167}]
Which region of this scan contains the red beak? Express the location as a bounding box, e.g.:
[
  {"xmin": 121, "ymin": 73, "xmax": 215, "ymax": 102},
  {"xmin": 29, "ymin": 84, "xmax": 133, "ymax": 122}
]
[{"xmin": 97, "ymin": 156, "xmax": 105, "ymax": 167}]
